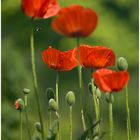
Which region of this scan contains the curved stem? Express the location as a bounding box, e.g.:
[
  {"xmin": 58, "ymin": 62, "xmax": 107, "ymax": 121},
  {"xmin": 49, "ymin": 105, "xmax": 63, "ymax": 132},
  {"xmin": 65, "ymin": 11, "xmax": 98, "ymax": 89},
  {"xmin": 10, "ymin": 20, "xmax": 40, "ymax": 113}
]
[
  {"xmin": 56, "ymin": 71, "xmax": 59, "ymax": 108},
  {"xmin": 125, "ymin": 85, "xmax": 132, "ymax": 140},
  {"xmin": 76, "ymin": 38, "xmax": 86, "ymax": 131},
  {"xmin": 30, "ymin": 19, "xmax": 45, "ymax": 140},
  {"xmin": 109, "ymin": 99, "xmax": 113, "ymax": 140},
  {"xmin": 70, "ymin": 106, "xmax": 73, "ymax": 140},
  {"xmin": 20, "ymin": 111, "xmax": 22, "ymax": 140}
]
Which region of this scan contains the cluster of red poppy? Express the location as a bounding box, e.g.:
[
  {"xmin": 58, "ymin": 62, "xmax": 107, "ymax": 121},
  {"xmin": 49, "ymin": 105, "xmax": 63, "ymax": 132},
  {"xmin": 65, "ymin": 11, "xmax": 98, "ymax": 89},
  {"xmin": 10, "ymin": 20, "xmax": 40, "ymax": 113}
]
[{"xmin": 22, "ymin": 0, "xmax": 129, "ymax": 93}]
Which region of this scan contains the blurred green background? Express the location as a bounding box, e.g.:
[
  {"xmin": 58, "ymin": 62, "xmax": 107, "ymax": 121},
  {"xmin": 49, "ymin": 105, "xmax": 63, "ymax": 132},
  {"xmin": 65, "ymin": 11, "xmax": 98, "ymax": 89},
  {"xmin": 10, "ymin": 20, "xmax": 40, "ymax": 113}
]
[{"xmin": 2, "ymin": 0, "xmax": 139, "ymax": 140}]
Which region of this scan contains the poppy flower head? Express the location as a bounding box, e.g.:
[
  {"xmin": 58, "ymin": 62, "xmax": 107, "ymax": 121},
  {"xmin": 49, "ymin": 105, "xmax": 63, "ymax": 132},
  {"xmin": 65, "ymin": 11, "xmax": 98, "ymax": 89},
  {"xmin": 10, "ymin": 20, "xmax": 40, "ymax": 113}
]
[
  {"xmin": 51, "ymin": 5, "xmax": 98, "ymax": 37},
  {"xmin": 42, "ymin": 47, "xmax": 78, "ymax": 71},
  {"xmin": 93, "ymin": 69, "xmax": 129, "ymax": 92},
  {"xmin": 79, "ymin": 45, "xmax": 115, "ymax": 69},
  {"xmin": 21, "ymin": 0, "xmax": 60, "ymax": 19}
]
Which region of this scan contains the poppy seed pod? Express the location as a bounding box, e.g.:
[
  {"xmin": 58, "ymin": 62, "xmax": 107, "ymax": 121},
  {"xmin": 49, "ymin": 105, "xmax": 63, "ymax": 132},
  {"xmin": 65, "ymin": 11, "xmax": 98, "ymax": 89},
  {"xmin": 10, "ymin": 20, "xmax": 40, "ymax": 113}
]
[
  {"xmin": 105, "ymin": 93, "xmax": 114, "ymax": 103},
  {"xmin": 49, "ymin": 99, "xmax": 58, "ymax": 111},
  {"xmin": 23, "ymin": 88, "xmax": 30, "ymax": 94},
  {"xmin": 46, "ymin": 88, "xmax": 55, "ymax": 101},
  {"xmin": 95, "ymin": 88, "xmax": 101, "ymax": 99},
  {"xmin": 15, "ymin": 98, "xmax": 24, "ymax": 111},
  {"xmin": 34, "ymin": 122, "xmax": 42, "ymax": 132},
  {"xmin": 88, "ymin": 82, "xmax": 96, "ymax": 96},
  {"xmin": 66, "ymin": 91, "xmax": 75, "ymax": 106},
  {"xmin": 117, "ymin": 57, "xmax": 128, "ymax": 71}
]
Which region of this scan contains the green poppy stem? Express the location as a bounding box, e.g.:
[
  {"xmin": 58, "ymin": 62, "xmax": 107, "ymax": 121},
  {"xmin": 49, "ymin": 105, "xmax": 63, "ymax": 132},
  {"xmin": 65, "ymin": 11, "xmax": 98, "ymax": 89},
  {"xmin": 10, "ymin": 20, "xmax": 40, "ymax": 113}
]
[
  {"xmin": 109, "ymin": 98, "xmax": 113, "ymax": 140},
  {"xmin": 24, "ymin": 94, "xmax": 31, "ymax": 140},
  {"xmin": 20, "ymin": 110, "xmax": 22, "ymax": 140},
  {"xmin": 56, "ymin": 71, "xmax": 59, "ymax": 108},
  {"xmin": 91, "ymin": 78, "xmax": 99, "ymax": 132},
  {"xmin": 125, "ymin": 85, "xmax": 132, "ymax": 140},
  {"xmin": 49, "ymin": 111, "xmax": 52, "ymax": 128},
  {"xmin": 30, "ymin": 19, "xmax": 45, "ymax": 140},
  {"xmin": 70, "ymin": 106, "xmax": 73, "ymax": 140},
  {"xmin": 76, "ymin": 38, "xmax": 86, "ymax": 131}
]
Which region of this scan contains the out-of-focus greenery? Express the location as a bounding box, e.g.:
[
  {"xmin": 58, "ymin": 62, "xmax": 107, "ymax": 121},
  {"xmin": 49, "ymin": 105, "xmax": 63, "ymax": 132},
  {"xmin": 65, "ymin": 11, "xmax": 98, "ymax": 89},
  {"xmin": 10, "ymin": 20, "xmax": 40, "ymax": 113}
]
[{"xmin": 2, "ymin": 0, "xmax": 138, "ymax": 140}]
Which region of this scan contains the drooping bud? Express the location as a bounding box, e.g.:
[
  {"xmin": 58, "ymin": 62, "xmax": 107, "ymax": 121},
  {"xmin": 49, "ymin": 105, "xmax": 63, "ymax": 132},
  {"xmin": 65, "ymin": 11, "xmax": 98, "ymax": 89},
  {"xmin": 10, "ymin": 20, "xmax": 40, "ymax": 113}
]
[
  {"xmin": 88, "ymin": 82, "xmax": 96, "ymax": 95},
  {"xmin": 23, "ymin": 88, "xmax": 30, "ymax": 94},
  {"xmin": 105, "ymin": 93, "xmax": 114, "ymax": 103},
  {"xmin": 117, "ymin": 57, "xmax": 128, "ymax": 71},
  {"xmin": 15, "ymin": 98, "xmax": 24, "ymax": 111},
  {"xmin": 49, "ymin": 99, "xmax": 58, "ymax": 111},
  {"xmin": 95, "ymin": 88, "xmax": 101, "ymax": 99},
  {"xmin": 46, "ymin": 88, "xmax": 55, "ymax": 101},
  {"xmin": 65, "ymin": 91, "xmax": 75, "ymax": 106},
  {"xmin": 34, "ymin": 122, "xmax": 42, "ymax": 132}
]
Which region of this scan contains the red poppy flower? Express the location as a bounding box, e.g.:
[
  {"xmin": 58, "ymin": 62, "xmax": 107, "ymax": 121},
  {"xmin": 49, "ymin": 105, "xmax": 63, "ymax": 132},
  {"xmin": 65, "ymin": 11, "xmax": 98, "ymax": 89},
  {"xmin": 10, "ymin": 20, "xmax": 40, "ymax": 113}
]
[
  {"xmin": 42, "ymin": 47, "xmax": 78, "ymax": 71},
  {"xmin": 51, "ymin": 5, "xmax": 98, "ymax": 37},
  {"xmin": 79, "ymin": 45, "xmax": 115, "ymax": 69},
  {"xmin": 21, "ymin": 0, "xmax": 60, "ymax": 19},
  {"xmin": 93, "ymin": 69, "xmax": 129, "ymax": 92}
]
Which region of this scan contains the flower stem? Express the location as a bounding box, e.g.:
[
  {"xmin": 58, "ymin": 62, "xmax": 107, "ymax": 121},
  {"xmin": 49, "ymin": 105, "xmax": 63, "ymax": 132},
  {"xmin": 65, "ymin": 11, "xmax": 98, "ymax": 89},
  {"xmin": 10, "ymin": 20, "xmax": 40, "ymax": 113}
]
[
  {"xmin": 24, "ymin": 94, "xmax": 31, "ymax": 140},
  {"xmin": 109, "ymin": 97, "xmax": 113, "ymax": 140},
  {"xmin": 91, "ymin": 78, "xmax": 99, "ymax": 133},
  {"xmin": 125, "ymin": 85, "xmax": 132, "ymax": 140},
  {"xmin": 20, "ymin": 111, "xmax": 22, "ymax": 140},
  {"xmin": 49, "ymin": 111, "xmax": 52, "ymax": 128},
  {"xmin": 70, "ymin": 106, "xmax": 73, "ymax": 140},
  {"xmin": 56, "ymin": 71, "xmax": 59, "ymax": 108},
  {"xmin": 76, "ymin": 38, "xmax": 86, "ymax": 131},
  {"xmin": 30, "ymin": 19, "xmax": 45, "ymax": 140}
]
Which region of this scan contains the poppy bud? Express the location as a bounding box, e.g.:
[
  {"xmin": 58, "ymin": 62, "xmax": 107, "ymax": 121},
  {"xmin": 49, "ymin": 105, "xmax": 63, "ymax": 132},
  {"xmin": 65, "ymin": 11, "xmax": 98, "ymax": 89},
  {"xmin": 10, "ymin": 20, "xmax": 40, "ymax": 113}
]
[
  {"xmin": 88, "ymin": 82, "xmax": 96, "ymax": 95},
  {"xmin": 49, "ymin": 99, "xmax": 58, "ymax": 111},
  {"xmin": 105, "ymin": 93, "xmax": 114, "ymax": 103},
  {"xmin": 15, "ymin": 98, "xmax": 24, "ymax": 111},
  {"xmin": 46, "ymin": 88, "xmax": 55, "ymax": 101},
  {"xmin": 65, "ymin": 91, "xmax": 75, "ymax": 106},
  {"xmin": 117, "ymin": 57, "xmax": 128, "ymax": 71},
  {"xmin": 94, "ymin": 136, "xmax": 99, "ymax": 140},
  {"xmin": 34, "ymin": 122, "xmax": 42, "ymax": 132},
  {"xmin": 95, "ymin": 88, "xmax": 101, "ymax": 99},
  {"xmin": 23, "ymin": 88, "xmax": 30, "ymax": 94}
]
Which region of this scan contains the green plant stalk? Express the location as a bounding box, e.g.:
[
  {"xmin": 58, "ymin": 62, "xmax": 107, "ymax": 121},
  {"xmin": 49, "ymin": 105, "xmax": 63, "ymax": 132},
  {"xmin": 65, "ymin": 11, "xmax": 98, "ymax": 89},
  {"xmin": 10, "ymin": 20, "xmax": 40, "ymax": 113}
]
[
  {"xmin": 56, "ymin": 71, "xmax": 59, "ymax": 108},
  {"xmin": 20, "ymin": 111, "xmax": 22, "ymax": 140},
  {"xmin": 70, "ymin": 106, "xmax": 73, "ymax": 140},
  {"xmin": 109, "ymin": 100, "xmax": 113, "ymax": 140},
  {"xmin": 76, "ymin": 38, "xmax": 86, "ymax": 131},
  {"xmin": 30, "ymin": 19, "xmax": 45, "ymax": 140},
  {"xmin": 24, "ymin": 95, "xmax": 32, "ymax": 140},
  {"xmin": 49, "ymin": 111, "xmax": 52, "ymax": 128},
  {"xmin": 91, "ymin": 78, "xmax": 99, "ymax": 121},
  {"xmin": 125, "ymin": 85, "xmax": 132, "ymax": 140},
  {"xmin": 55, "ymin": 112, "xmax": 61, "ymax": 140}
]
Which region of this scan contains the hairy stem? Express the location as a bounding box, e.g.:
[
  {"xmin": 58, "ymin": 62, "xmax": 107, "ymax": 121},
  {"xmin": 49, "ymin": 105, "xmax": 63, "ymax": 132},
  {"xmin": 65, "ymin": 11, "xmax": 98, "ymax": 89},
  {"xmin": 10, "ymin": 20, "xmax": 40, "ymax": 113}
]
[
  {"xmin": 109, "ymin": 100, "xmax": 113, "ymax": 140},
  {"xmin": 70, "ymin": 106, "xmax": 73, "ymax": 140},
  {"xmin": 125, "ymin": 85, "xmax": 132, "ymax": 140},
  {"xmin": 76, "ymin": 38, "xmax": 86, "ymax": 131},
  {"xmin": 30, "ymin": 19, "xmax": 45, "ymax": 140},
  {"xmin": 20, "ymin": 111, "xmax": 22, "ymax": 140}
]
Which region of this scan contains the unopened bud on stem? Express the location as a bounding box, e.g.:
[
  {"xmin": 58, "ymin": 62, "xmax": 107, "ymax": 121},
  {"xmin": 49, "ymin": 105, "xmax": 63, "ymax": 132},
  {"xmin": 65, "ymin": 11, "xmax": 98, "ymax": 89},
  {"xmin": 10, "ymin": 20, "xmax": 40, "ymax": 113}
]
[{"xmin": 65, "ymin": 91, "xmax": 75, "ymax": 106}]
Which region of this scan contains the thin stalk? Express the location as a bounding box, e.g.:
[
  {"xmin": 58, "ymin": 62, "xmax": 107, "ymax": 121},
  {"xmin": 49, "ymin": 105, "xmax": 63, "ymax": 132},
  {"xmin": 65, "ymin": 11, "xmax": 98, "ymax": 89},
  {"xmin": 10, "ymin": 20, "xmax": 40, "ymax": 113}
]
[
  {"xmin": 76, "ymin": 38, "xmax": 86, "ymax": 131},
  {"xmin": 91, "ymin": 78, "xmax": 99, "ymax": 121},
  {"xmin": 56, "ymin": 71, "xmax": 59, "ymax": 108},
  {"xmin": 24, "ymin": 107, "xmax": 32, "ymax": 140},
  {"xmin": 30, "ymin": 19, "xmax": 45, "ymax": 140},
  {"xmin": 49, "ymin": 111, "xmax": 52, "ymax": 128},
  {"xmin": 109, "ymin": 101, "xmax": 113, "ymax": 140},
  {"xmin": 20, "ymin": 111, "xmax": 22, "ymax": 140},
  {"xmin": 55, "ymin": 112, "xmax": 61, "ymax": 140},
  {"xmin": 125, "ymin": 85, "xmax": 132, "ymax": 140},
  {"xmin": 70, "ymin": 106, "xmax": 73, "ymax": 140}
]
